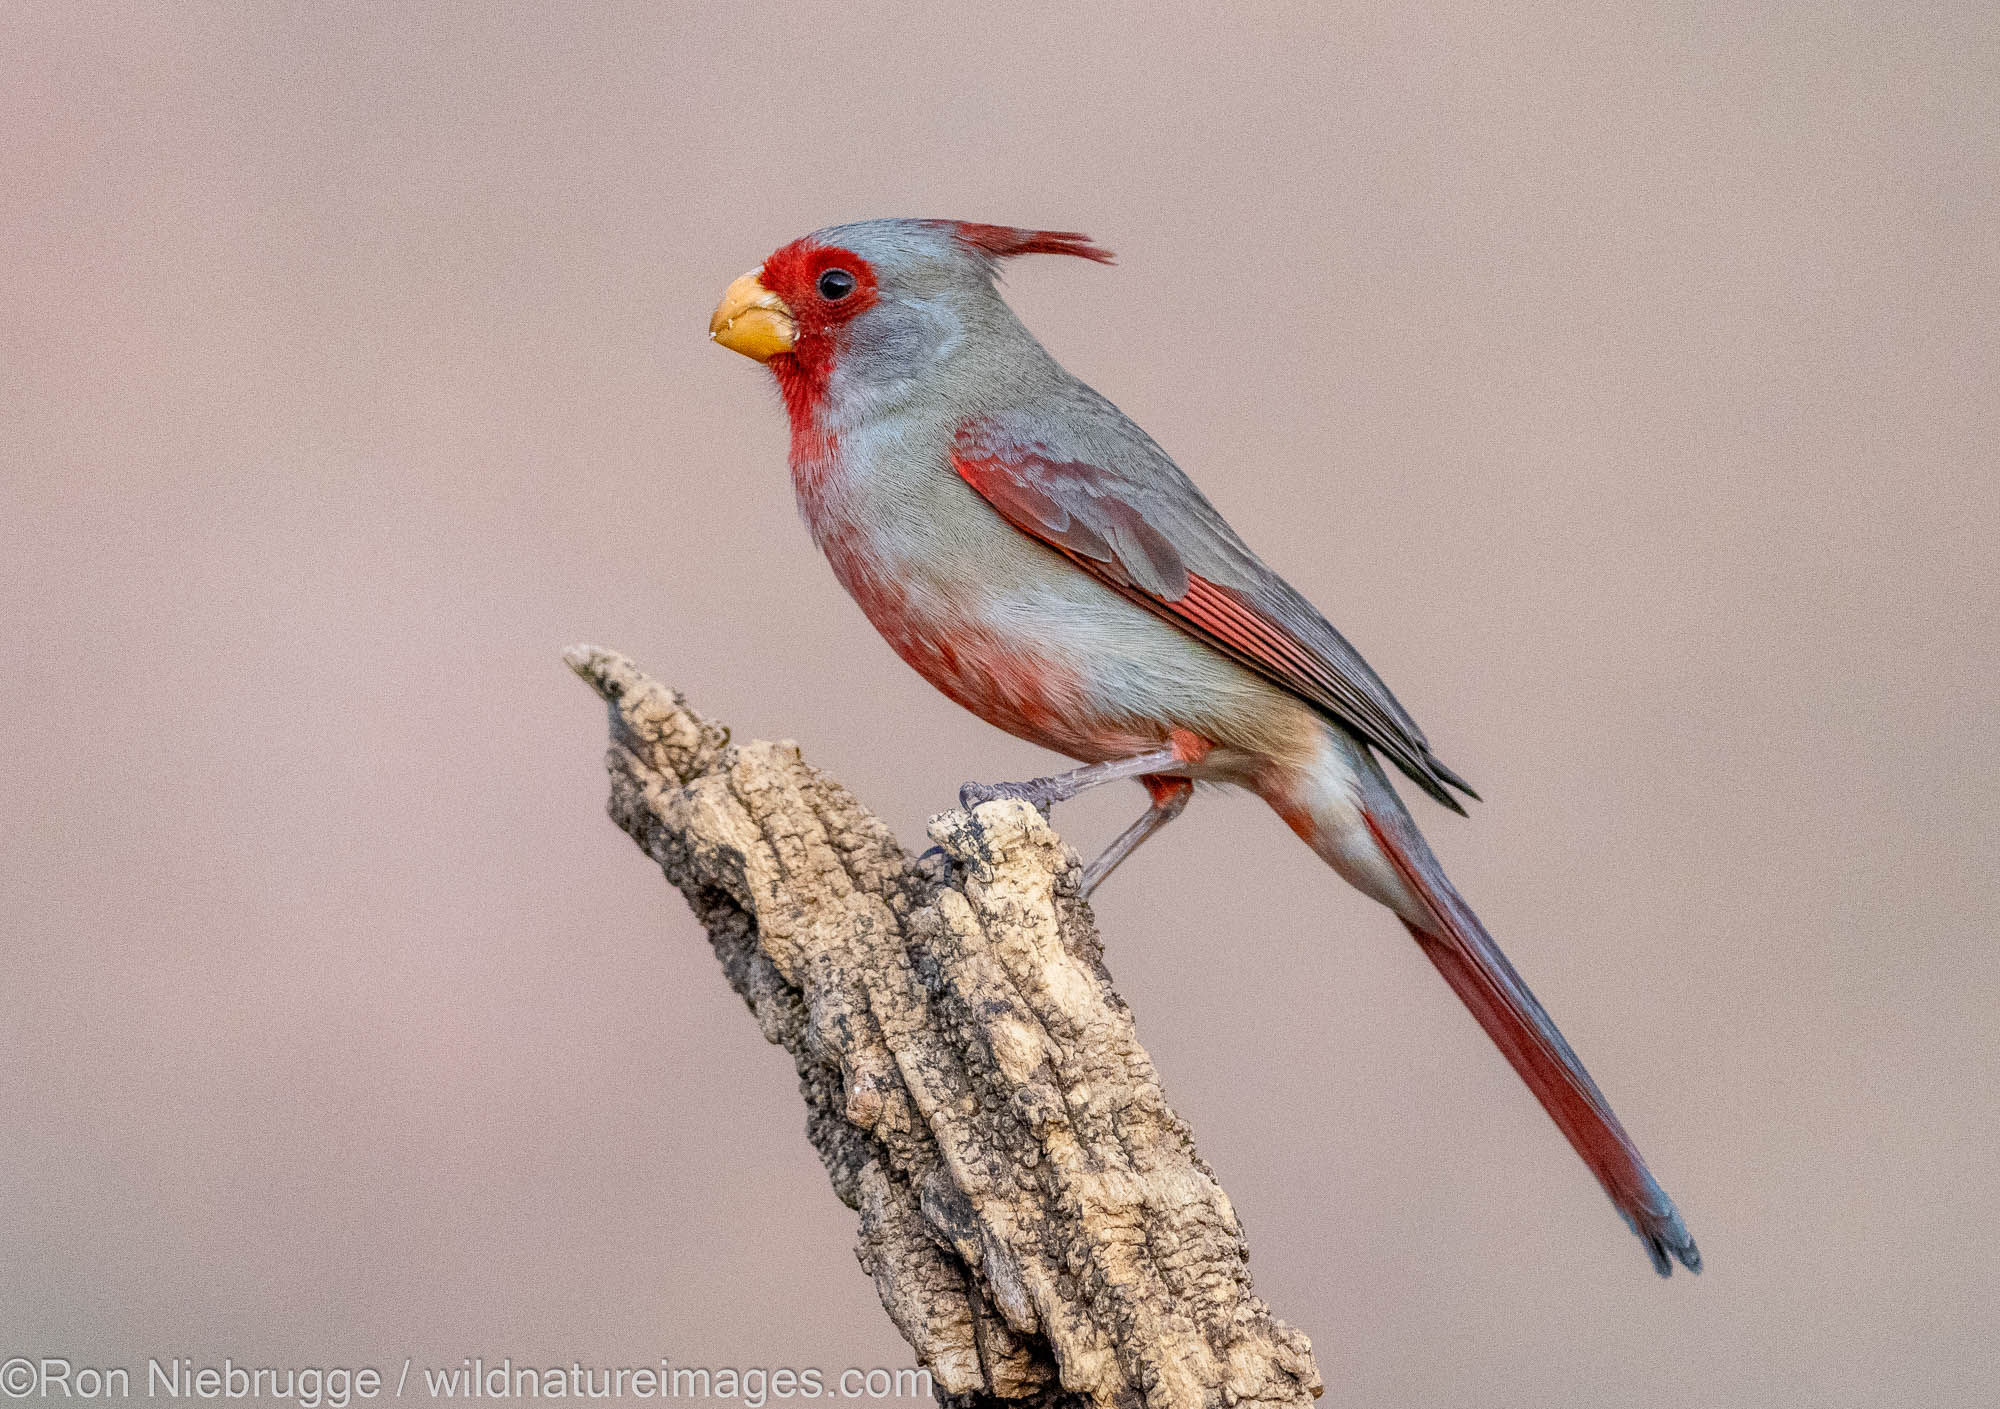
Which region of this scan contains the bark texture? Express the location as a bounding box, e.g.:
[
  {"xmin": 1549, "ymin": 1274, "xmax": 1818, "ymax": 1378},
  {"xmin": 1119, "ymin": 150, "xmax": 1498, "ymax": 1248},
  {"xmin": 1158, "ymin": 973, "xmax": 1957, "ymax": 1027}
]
[{"xmin": 566, "ymin": 646, "xmax": 1321, "ymax": 1409}]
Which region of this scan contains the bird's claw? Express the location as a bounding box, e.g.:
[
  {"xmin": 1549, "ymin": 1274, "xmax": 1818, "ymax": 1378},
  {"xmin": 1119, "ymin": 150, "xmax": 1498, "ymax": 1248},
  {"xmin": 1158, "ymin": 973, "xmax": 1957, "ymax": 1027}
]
[
  {"xmin": 957, "ymin": 778, "xmax": 1057, "ymax": 818},
  {"xmin": 911, "ymin": 844, "xmax": 956, "ymax": 888}
]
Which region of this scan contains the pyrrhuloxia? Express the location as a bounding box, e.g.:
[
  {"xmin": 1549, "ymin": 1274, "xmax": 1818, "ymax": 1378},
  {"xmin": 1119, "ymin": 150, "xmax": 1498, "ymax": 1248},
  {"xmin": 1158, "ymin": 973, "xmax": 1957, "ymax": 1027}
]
[{"xmin": 709, "ymin": 219, "xmax": 1698, "ymax": 1276}]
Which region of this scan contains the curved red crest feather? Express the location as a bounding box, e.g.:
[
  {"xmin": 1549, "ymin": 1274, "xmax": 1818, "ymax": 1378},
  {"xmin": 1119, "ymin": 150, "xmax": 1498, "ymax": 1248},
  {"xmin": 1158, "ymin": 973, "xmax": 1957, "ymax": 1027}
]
[{"xmin": 949, "ymin": 223, "xmax": 1115, "ymax": 265}]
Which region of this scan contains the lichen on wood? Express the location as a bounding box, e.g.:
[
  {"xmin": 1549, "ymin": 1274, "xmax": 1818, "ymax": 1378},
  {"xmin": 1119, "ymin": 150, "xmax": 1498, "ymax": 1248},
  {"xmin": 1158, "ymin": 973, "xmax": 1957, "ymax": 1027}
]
[{"xmin": 566, "ymin": 646, "xmax": 1321, "ymax": 1409}]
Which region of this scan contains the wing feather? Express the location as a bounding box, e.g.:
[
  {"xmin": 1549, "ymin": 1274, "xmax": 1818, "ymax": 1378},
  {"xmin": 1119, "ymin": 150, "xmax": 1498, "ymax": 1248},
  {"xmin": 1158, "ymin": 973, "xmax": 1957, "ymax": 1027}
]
[{"xmin": 953, "ymin": 414, "xmax": 1476, "ymax": 811}]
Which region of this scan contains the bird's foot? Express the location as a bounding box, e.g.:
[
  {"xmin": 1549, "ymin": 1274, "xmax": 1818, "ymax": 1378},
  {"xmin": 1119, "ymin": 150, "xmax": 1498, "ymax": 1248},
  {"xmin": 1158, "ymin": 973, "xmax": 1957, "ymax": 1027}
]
[
  {"xmin": 958, "ymin": 746, "xmax": 1193, "ymax": 822},
  {"xmin": 911, "ymin": 844, "xmax": 956, "ymax": 889},
  {"xmin": 958, "ymin": 776, "xmax": 1062, "ymax": 818}
]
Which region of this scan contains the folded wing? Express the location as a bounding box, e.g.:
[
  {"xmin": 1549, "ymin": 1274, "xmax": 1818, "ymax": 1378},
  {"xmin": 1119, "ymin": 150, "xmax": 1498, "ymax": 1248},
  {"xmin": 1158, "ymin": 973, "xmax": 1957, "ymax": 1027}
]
[{"xmin": 952, "ymin": 411, "xmax": 1478, "ymax": 811}]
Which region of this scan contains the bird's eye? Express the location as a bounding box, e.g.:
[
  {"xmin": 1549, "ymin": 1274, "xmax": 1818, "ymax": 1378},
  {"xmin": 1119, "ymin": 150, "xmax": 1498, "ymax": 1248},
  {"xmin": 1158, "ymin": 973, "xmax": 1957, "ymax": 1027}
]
[{"xmin": 817, "ymin": 268, "xmax": 857, "ymax": 300}]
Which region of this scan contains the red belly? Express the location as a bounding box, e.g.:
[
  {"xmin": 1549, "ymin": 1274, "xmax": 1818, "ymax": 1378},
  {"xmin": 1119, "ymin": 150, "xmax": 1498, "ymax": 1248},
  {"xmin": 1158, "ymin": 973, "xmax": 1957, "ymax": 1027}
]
[{"xmin": 820, "ymin": 530, "xmax": 1153, "ymax": 763}]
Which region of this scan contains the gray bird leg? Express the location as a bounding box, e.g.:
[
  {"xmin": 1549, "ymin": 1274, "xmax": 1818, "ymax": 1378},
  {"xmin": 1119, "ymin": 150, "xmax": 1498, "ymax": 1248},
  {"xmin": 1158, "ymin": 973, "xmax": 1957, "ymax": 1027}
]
[
  {"xmin": 1080, "ymin": 777, "xmax": 1193, "ymax": 897},
  {"xmin": 959, "ymin": 744, "xmax": 1187, "ymax": 814}
]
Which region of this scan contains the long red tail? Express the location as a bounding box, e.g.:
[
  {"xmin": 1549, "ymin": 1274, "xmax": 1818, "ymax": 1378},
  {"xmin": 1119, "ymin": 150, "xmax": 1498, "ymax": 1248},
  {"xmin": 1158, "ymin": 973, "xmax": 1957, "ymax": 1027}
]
[{"xmin": 1361, "ymin": 809, "xmax": 1700, "ymax": 1276}]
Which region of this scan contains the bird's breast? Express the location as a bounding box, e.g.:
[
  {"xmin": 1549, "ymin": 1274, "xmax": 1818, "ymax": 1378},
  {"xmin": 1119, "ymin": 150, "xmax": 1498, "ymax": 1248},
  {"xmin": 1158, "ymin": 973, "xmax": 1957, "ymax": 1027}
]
[
  {"xmin": 791, "ymin": 418, "xmax": 1306, "ymax": 768},
  {"xmin": 792, "ymin": 426, "xmax": 1126, "ymax": 757}
]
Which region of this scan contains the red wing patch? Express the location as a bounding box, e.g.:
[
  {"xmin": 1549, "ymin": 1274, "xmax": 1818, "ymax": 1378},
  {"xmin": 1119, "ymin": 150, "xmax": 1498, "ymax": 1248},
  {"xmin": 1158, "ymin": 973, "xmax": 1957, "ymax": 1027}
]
[
  {"xmin": 952, "ymin": 441, "xmax": 1187, "ymax": 598},
  {"xmin": 951, "ymin": 419, "xmax": 1475, "ymax": 811},
  {"xmin": 955, "ymin": 441, "xmax": 1361, "ymax": 721}
]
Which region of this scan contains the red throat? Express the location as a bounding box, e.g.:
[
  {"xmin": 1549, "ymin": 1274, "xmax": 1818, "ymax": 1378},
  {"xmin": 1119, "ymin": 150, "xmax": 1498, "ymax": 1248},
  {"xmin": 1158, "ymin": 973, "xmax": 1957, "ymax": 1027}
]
[
  {"xmin": 755, "ymin": 238, "xmax": 880, "ymax": 479},
  {"xmin": 769, "ymin": 348, "xmax": 836, "ymax": 470}
]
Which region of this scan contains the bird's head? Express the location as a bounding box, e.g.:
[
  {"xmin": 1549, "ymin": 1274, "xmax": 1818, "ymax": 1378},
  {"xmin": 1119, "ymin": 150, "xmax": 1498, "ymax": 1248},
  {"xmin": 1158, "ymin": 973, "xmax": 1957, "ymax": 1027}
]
[{"xmin": 709, "ymin": 219, "xmax": 1113, "ymax": 429}]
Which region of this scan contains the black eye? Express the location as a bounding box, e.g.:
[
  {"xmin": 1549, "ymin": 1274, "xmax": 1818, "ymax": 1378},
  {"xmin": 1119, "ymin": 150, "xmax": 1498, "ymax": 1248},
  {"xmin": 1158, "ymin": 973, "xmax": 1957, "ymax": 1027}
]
[{"xmin": 817, "ymin": 268, "xmax": 857, "ymax": 300}]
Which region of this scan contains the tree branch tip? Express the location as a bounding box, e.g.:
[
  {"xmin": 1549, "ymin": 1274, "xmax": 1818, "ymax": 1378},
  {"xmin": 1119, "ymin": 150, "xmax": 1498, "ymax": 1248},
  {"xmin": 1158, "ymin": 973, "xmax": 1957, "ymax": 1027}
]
[{"xmin": 563, "ymin": 642, "xmax": 628, "ymax": 697}]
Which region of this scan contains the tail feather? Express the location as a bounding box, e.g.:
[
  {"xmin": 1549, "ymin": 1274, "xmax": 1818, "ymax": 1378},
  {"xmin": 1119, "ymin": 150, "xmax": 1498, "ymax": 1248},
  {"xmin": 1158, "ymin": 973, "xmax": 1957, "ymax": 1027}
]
[{"xmin": 1360, "ymin": 809, "xmax": 1701, "ymax": 1276}]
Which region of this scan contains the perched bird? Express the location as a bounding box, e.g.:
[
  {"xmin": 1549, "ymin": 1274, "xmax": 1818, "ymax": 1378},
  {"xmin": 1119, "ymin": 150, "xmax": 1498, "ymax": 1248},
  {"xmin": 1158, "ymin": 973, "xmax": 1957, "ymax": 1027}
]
[{"xmin": 708, "ymin": 218, "xmax": 1698, "ymax": 1276}]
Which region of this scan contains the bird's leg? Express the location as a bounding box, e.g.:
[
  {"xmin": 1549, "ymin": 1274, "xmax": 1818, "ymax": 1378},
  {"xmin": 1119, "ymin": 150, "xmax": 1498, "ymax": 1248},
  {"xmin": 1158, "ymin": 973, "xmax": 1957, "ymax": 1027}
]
[
  {"xmin": 958, "ymin": 730, "xmax": 1213, "ymax": 814},
  {"xmin": 1080, "ymin": 776, "xmax": 1193, "ymax": 897},
  {"xmin": 958, "ymin": 743, "xmax": 1186, "ymax": 814}
]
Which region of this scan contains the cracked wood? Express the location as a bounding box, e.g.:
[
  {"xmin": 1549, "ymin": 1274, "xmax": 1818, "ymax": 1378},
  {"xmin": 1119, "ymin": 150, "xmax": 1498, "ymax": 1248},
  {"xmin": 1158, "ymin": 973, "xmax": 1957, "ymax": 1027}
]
[{"xmin": 566, "ymin": 646, "xmax": 1320, "ymax": 1409}]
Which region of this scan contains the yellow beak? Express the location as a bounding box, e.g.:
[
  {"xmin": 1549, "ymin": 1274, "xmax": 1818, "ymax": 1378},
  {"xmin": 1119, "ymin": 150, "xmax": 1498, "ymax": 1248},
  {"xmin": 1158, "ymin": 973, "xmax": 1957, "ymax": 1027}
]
[{"xmin": 709, "ymin": 269, "xmax": 796, "ymax": 362}]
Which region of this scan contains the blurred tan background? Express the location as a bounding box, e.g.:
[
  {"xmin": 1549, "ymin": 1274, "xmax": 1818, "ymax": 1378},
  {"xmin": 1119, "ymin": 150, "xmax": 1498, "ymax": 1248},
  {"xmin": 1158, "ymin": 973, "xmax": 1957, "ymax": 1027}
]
[{"xmin": 4, "ymin": 2, "xmax": 1996, "ymax": 1404}]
